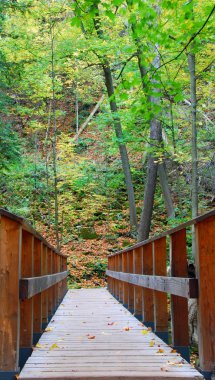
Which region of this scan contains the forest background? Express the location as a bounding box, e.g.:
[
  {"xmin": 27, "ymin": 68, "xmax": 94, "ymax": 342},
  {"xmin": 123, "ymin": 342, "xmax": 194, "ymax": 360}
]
[{"xmin": 0, "ymin": 0, "xmax": 214, "ymax": 288}]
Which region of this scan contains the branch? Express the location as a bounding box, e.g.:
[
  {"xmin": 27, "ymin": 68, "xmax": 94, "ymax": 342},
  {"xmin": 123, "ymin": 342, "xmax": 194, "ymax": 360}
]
[
  {"xmin": 151, "ymin": 5, "xmax": 215, "ymax": 74},
  {"xmin": 116, "ymin": 53, "xmax": 137, "ymax": 80}
]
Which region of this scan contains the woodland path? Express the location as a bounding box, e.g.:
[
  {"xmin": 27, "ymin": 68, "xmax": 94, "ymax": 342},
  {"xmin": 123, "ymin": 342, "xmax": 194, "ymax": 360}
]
[{"xmin": 19, "ymin": 288, "xmax": 203, "ymax": 380}]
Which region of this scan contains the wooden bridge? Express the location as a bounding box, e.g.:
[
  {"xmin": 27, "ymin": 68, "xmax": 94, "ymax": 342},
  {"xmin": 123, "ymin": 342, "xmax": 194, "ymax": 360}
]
[{"xmin": 0, "ymin": 209, "xmax": 214, "ymax": 380}]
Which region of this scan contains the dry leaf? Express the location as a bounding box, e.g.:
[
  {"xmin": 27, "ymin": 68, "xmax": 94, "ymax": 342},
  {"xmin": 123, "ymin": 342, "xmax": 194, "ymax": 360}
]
[
  {"xmin": 149, "ymin": 340, "xmax": 155, "ymax": 347},
  {"xmin": 147, "ymin": 327, "xmax": 152, "ymax": 332},
  {"xmin": 157, "ymin": 349, "xmax": 164, "ymax": 354},
  {"xmin": 108, "ymin": 322, "xmax": 117, "ymax": 326},
  {"xmin": 49, "ymin": 343, "xmax": 59, "ymax": 350},
  {"xmin": 87, "ymin": 335, "xmax": 95, "ymax": 339},
  {"xmin": 141, "ymin": 329, "xmax": 149, "ymax": 335},
  {"xmin": 44, "ymin": 327, "xmax": 53, "ymax": 332},
  {"xmin": 161, "ymin": 366, "xmax": 169, "ymax": 372},
  {"xmin": 171, "ymin": 349, "xmax": 177, "ymax": 353},
  {"xmin": 123, "ymin": 327, "xmax": 130, "ymax": 331},
  {"xmin": 35, "ymin": 343, "xmax": 43, "ymax": 348}
]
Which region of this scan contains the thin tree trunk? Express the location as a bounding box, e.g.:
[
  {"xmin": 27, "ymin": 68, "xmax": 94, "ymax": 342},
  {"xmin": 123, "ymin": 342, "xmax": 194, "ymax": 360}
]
[
  {"xmin": 103, "ymin": 64, "xmax": 138, "ymax": 229},
  {"xmin": 158, "ymin": 163, "xmax": 175, "ymax": 218},
  {"xmin": 50, "ymin": 22, "xmax": 60, "ymax": 250},
  {"xmin": 73, "ymin": 95, "xmax": 104, "ymax": 141},
  {"xmin": 75, "ymin": 88, "xmax": 79, "ymax": 134},
  {"xmin": 92, "ymin": 4, "xmax": 137, "ymax": 230},
  {"xmin": 188, "ymin": 52, "xmax": 198, "ymax": 219},
  {"xmin": 138, "ymin": 51, "xmax": 162, "ymax": 242},
  {"xmin": 129, "ymin": 11, "xmax": 175, "ymax": 236}
]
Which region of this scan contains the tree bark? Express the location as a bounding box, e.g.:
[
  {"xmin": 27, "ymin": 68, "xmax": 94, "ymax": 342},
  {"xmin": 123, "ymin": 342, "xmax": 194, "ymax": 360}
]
[
  {"xmin": 102, "ymin": 64, "xmax": 138, "ymax": 229},
  {"xmin": 158, "ymin": 163, "xmax": 175, "ymax": 218},
  {"xmin": 92, "ymin": 3, "xmax": 138, "ymax": 230},
  {"xmin": 188, "ymin": 51, "xmax": 198, "ymax": 218}
]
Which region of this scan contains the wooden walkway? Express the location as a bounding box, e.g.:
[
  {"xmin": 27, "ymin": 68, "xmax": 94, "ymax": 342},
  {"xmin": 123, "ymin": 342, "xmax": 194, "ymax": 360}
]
[{"xmin": 19, "ymin": 288, "xmax": 203, "ymax": 380}]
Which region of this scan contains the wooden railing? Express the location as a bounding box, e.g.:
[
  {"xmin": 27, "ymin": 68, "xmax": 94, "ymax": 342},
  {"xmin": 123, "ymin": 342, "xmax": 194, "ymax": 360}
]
[
  {"xmin": 0, "ymin": 209, "xmax": 68, "ymax": 379},
  {"xmin": 107, "ymin": 210, "xmax": 215, "ymax": 379}
]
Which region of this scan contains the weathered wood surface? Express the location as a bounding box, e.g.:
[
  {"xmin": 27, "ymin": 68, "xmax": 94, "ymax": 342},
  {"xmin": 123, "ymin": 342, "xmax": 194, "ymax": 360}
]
[
  {"xmin": 106, "ymin": 270, "xmax": 198, "ymax": 298},
  {"xmin": 19, "ymin": 288, "xmax": 202, "ymax": 380},
  {"xmin": 20, "ymin": 270, "xmax": 69, "ymax": 300}
]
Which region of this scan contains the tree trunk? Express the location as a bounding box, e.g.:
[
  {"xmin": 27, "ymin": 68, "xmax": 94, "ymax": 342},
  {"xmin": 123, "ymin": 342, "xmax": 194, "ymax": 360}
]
[
  {"xmin": 92, "ymin": 4, "xmax": 137, "ymax": 230},
  {"xmin": 103, "ymin": 64, "xmax": 137, "ymax": 229},
  {"xmin": 188, "ymin": 52, "xmax": 198, "ymax": 218},
  {"xmin": 158, "ymin": 163, "xmax": 175, "ymax": 218},
  {"xmin": 188, "ymin": 49, "xmax": 198, "ymax": 259},
  {"xmin": 137, "ymin": 46, "xmax": 163, "ymax": 241},
  {"xmin": 73, "ymin": 95, "xmax": 104, "ymax": 141}
]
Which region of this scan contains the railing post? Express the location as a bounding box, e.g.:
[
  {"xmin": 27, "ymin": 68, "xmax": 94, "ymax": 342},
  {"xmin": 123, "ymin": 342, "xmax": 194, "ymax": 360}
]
[
  {"xmin": 0, "ymin": 215, "xmax": 22, "ymax": 379},
  {"xmin": 41, "ymin": 244, "xmax": 48, "ymax": 329},
  {"xmin": 170, "ymin": 229, "xmax": 189, "ymax": 362},
  {"xmin": 19, "ymin": 230, "xmax": 34, "ymax": 369},
  {"xmin": 47, "ymin": 248, "xmax": 53, "ymax": 320},
  {"xmin": 122, "ymin": 252, "xmax": 128, "ymax": 307},
  {"xmin": 142, "ymin": 243, "xmax": 154, "ymax": 329},
  {"xmin": 33, "ymin": 239, "xmax": 42, "ymax": 344},
  {"xmin": 128, "ymin": 250, "xmax": 134, "ymax": 313},
  {"xmin": 153, "ymin": 237, "xmax": 168, "ymax": 343},
  {"xmin": 133, "ymin": 247, "xmax": 143, "ymax": 321},
  {"xmin": 114, "ymin": 255, "xmax": 119, "ymax": 299},
  {"xmin": 195, "ymin": 215, "xmax": 215, "ymax": 378},
  {"xmin": 118, "ymin": 254, "xmax": 123, "ymax": 302}
]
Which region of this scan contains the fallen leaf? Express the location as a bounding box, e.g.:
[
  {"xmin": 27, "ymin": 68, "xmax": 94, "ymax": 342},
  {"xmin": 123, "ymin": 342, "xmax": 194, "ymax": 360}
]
[
  {"xmin": 157, "ymin": 349, "xmax": 164, "ymax": 354},
  {"xmin": 49, "ymin": 343, "xmax": 59, "ymax": 350},
  {"xmin": 171, "ymin": 349, "xmax": 177, "ymax": 353},
  {"xmin": 87, "ymin": 335, "xmax": 95, "ymax": 339},
  {"xmin": 35, "ymin": 343, "xmax": 44, "ymax": 348},
  {"xmin": 149, "ymin": 340, "xmax": 155, "ymax": 347},
  {"xmin": 141, "ymin": 329, "xmax": 149, "ymax": 335},
  {"xmin": 161, "ymin": 366, "xmax": 169, "ymax": 372},
  {"xmin": 108, "ymin": 322, "xmax": 117, "ymax": 326},
  {"xmin": 123, "ymin": 327, "xmax": 130, "ymax": 331},
  {"xmin": 44, "ymin": 327, "xmax": 53, "ymax": 332},
  {"xmin": 138, "ymin": 323, "xmax": 144, "ymax": 326},
  {"xmin": 147, "ymin": 327, "xmax": 152, "ymax": 332}
]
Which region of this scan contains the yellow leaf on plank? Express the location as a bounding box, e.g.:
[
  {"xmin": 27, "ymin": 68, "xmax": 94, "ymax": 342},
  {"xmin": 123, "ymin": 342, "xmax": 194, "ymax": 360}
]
[
  {"xmin": 49, "ymin": 343, "xmax": 59, "ymax": 350},
  {"xmin": 35, "ymin": 343, "xmax": 43, "ymax": 348},
  {"xmin": 44, "ymin": 327, "xmax": 53, "ymax": 332},
  {"xmin": 141, "ymin": 329, "xmax": 149, "ymax": 335},
  {"xmin": 149, "ymin": 340, "xmax": 155, "ymax": 347}
]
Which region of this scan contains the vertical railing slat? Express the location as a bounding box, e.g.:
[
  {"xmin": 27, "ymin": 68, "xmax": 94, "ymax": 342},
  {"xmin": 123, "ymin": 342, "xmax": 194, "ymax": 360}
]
[
  {"xmin": 195, "ymin": 215, "xmax": 215, "ymax": 376},
  {"xmin": 170, "ymin": 229, "xmax": 189, "ymax": 361},
  {"xmin": 0, "ymin": 215, "xmax": 22, "ymax": 374}
]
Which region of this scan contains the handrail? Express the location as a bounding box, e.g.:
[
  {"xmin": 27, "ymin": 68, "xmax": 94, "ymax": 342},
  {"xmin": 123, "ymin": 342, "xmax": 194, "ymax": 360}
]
[
  {"xmin": 106, "ymin": 210, "xmax": 215, "ymax": 379},
  {"xmin": 0, "ymin": 209, "xmax": 68, "ymax": 380}
]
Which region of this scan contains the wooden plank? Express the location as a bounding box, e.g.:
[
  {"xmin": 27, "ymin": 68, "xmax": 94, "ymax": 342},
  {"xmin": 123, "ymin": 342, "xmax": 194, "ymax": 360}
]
[
  {"xmin": 170, "ymin": 229, "xmax": 189, "ymax": 356},
  {"xmin": 33, "ymin": 239, "xmax": 42, "ymax": 336},
  {"xmin": 133, "ymin": 247, "xmax": 143, "ymax": 318},
  {"xmin": 142, "ymin": 243, "xmax": 154, "ymax": 327},
  {"xmin": 128, "ymin": 250, "xmax": 134, "ymax": 311},
  {"xmin": 42, "ymin": 245, "xmax": 48, "ymax": 326},
  {"xmin": 0, "ymin": 215, "xmax": 21, "ymax": 371},
  {"xmin": 20, "ymin": 230, "xmax": 34, "ymax": 348},
  {"xmin": 106, "ymin": 271, "xmax": 198, "ymax": 298},
  {"xmin": 122, "ymin": 252, "xmax": 129, "ymax": 306},
  {"xmin": 153, "ymin": 238, "xmax": 168, "ymax": 340},
  {"xmin": 20, "ymin": 271, "xmax": 69, "ymax": 300},
  {"xmin": 195, "ymin": 215, "xmax": 215, "ymax": 373},
  {"xmin": 47, "ymin": 248, "xmax": 53, "ymax": 317},
  {"xmin": 19, "ymin": 289, "xmax": 203, "ymax": 380}
]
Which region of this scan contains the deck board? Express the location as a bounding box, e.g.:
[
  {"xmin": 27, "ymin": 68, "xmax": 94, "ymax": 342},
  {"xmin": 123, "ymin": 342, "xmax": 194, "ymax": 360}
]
[{"xmin": 19, "ymin": 288, "xmax": 203, "ymax": 380}]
